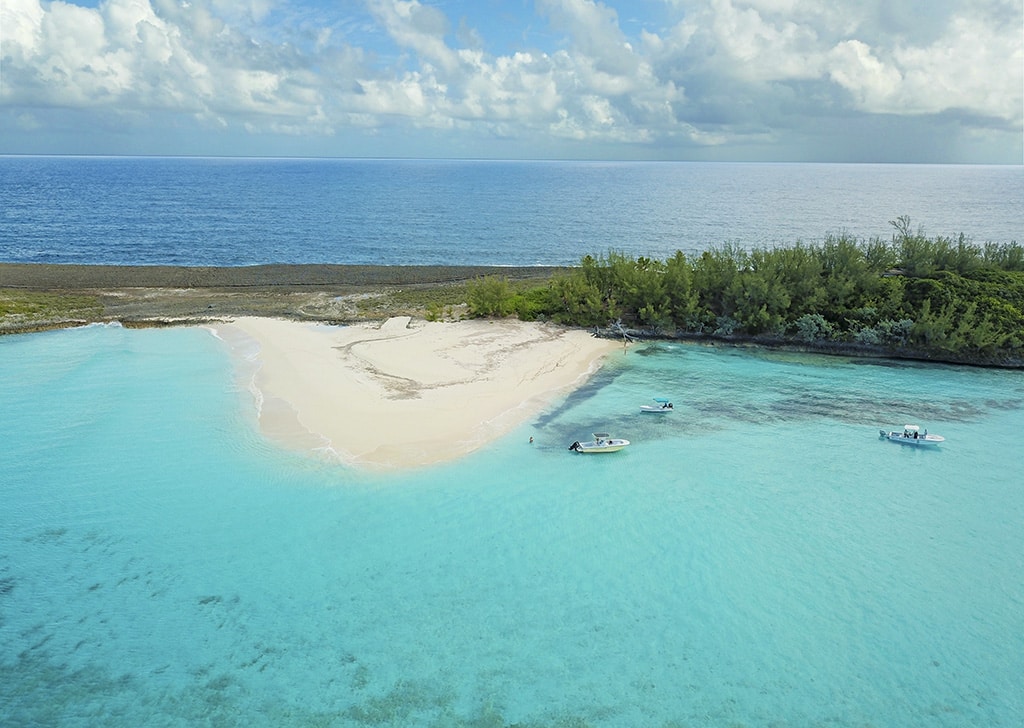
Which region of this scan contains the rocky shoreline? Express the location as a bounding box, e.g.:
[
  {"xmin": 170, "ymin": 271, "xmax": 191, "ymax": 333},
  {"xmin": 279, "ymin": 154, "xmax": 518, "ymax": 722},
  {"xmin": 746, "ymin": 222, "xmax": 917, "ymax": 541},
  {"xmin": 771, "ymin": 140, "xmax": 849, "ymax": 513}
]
[{"xmin": 0, "ymin": 263, "xmax": 562, "ymax": 333}]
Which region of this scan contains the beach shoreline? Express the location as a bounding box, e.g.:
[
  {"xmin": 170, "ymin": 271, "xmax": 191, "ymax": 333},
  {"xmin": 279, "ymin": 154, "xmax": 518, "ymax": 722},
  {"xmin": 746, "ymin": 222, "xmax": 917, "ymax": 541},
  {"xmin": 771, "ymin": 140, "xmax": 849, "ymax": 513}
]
[
  {"xmin": 2, "ymin": 263, "xmax": 618, "ymax": 470},
  {"xmin": 214, "ymin": 316, "xmax": 619, "ymax": 470}
]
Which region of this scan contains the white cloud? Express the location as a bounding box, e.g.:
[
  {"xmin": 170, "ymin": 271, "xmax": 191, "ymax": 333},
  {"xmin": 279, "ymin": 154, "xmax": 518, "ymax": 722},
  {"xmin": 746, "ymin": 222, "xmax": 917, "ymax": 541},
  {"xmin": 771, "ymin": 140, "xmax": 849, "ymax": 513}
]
[
  {"xmin": 0, "ymin": 0, "xmax": 1019, "ymax": 160},
  {"xmin": 1, "ymin": 0, "xmax": 342, "ymax": 125},
  {"xmin": 670, "ymin": 0, "xmax": 1021, "ymax": 123},
  {"xmin": 821, "ymin": 8, "xmax": 1023, "ymax": 123},
  {"xmin": 538, "ymin": 0, "xmax": 640, "ymax": 76},
  {"xmin": 703, "ymin": 0, "xmax": 825, "ymax": 80},
  {"xmin": 366, "ymin": 0, "xmax": 458, "ymax": 72},
  {"xmin": 890, "ymin": 13, "xmax": 1023, "ymax": 121},
  {"xmin": 827, "ymin": 39, "xmax": 902, "ymax": 108}
]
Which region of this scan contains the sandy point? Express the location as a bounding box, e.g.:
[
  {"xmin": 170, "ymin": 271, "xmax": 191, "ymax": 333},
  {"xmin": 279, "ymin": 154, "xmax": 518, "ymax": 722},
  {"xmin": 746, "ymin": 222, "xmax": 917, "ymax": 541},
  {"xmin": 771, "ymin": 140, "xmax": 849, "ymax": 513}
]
[{"xmin": 213, "ymin": 316, "xmax": 619, "ymax": 470}]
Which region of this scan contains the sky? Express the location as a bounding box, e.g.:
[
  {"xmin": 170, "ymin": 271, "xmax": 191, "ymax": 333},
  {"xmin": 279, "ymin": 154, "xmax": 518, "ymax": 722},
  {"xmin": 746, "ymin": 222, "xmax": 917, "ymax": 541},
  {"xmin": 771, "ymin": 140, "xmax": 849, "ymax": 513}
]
[{"xmin": 1, "ymin": 0, "xmax": 1021, "ymax": 162}]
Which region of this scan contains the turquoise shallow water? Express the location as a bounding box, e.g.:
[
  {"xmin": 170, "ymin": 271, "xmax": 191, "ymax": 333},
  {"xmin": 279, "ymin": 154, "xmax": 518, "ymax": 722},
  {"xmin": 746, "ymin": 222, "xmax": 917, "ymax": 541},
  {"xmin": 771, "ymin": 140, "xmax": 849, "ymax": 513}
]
[{"xmin": 2, "ymin": 325, "xmax": 1023, "ymax": 726}]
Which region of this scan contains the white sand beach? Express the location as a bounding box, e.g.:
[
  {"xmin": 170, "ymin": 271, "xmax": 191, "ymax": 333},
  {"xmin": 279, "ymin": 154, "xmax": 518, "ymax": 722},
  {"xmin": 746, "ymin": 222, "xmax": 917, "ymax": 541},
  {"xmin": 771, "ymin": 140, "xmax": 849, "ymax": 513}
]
[{"xmin": 215, "ymin": 316, "xmax": 619, "ymax": 469}]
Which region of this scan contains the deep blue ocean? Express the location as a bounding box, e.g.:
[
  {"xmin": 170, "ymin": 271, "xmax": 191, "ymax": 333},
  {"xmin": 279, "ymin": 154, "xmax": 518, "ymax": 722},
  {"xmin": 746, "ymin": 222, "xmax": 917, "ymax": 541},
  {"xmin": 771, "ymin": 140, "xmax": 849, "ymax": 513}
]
[
  {"xmin": 1, "ymin": 156, "xmax": 1020, "ymax": 266},
  {"xmin": 2, "ymin": 157, "xmax": 1024, "ymax": 726}
]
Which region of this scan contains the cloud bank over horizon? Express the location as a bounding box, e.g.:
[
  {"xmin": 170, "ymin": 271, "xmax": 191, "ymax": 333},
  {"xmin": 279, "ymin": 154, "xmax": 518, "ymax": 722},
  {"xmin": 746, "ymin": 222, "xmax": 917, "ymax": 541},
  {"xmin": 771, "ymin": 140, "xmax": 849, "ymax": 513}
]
[{"xmin": 1, "ymin": 0, "xmax": 1020, "ymax": 162}]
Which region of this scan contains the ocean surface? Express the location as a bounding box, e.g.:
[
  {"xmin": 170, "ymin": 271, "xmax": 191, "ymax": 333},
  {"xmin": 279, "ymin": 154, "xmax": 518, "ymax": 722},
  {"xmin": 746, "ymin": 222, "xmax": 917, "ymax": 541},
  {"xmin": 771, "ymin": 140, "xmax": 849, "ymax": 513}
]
[
  {"xmin": 1, "ymin": 156, "xmax": 1021, "ymax": 267},
  {"xmin": 2, "ymin": 324, "xmax": 1023, "ymax": 726}
]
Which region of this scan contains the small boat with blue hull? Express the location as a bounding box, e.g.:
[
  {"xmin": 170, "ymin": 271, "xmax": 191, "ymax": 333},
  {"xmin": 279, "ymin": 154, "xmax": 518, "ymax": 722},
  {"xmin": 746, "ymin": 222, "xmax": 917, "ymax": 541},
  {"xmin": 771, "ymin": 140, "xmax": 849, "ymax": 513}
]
[
  {"xmin": 569, "ymin": 433, "xmax": 630, "ymax": 453},
  {"xmin": 879, "ymin": 425, "xmax": 945, "ymax": 446}
]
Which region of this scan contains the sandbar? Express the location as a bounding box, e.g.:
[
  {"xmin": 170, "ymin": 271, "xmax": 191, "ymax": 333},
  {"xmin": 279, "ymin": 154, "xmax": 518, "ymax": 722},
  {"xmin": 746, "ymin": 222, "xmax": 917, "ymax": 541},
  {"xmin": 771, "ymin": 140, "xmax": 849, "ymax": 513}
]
[{"xmin": 215, "ymin": 316, "xmax": 619, "ymax": 470}]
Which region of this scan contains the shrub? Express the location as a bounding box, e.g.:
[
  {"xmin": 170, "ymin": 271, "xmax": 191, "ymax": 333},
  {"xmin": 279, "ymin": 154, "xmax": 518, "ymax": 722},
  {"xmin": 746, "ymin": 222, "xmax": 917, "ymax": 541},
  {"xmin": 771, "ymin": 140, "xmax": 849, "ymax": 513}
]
[
  {"xmin": 466, "ymin": 275, "xmax": 516, "ymax": 317},
  {"xmin": 794, "ymin": 313, "xmax": 834, "ymax": 342},
  {"xmin": 713, "ymin": 316, "xmax": 739, "ymax": 337}
]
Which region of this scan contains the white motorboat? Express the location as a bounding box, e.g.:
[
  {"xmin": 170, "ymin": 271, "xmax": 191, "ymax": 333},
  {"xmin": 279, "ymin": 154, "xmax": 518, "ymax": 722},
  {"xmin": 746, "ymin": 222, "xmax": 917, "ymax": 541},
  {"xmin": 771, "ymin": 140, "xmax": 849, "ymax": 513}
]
[
  {"xmin": 569, "ymin": 433, "xmax": 630, "ymax": 453},
  {"xmin": 640, "ymin": 397, "xmax": 674, "ymax": 413},
  {"xmin": 879, "ymin": 425, "xmax": 945, "ymax": 446}
]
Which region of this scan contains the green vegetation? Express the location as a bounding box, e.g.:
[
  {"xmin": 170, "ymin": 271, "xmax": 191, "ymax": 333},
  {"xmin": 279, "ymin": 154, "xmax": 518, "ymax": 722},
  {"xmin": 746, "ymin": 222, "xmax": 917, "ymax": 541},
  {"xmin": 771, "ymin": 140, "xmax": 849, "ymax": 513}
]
[
  {"xmin": 349, "ymin": 283, "xmax": 470, "ymax": 320},
  {"xmin": 0, "ymin": 290, "xmax": 102, "ymax": 321},
  {"xmin": 466, "ymin": 275, "xmax": 551, "ymax": 320},
  {"xmin": 466, "ymin": 217, "xmax": 1024, "ymax": 366}
]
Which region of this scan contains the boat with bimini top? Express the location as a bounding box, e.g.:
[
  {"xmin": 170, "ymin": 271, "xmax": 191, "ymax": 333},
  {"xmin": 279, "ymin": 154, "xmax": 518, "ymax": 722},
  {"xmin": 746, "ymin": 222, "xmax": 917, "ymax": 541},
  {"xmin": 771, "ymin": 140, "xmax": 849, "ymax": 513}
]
[
  {"xmin": 569, "ymin": 433, "xmax": 630, "ymax": 453},
  {"xmin": 879, "ymin": 424, "xmax": 945, "ymax": 446},
  {"xmin": 640, "ymin": 397, "xmax": 674, "ymax": 413}
]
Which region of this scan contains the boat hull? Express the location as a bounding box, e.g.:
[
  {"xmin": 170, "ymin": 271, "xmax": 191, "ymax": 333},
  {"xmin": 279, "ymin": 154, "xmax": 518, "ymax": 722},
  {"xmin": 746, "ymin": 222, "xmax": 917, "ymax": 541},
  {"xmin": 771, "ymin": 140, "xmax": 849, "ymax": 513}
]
[
  {"xmin": 879, "ymin": 431, "xmax": 945, "ymax": 446},
  {"xmin": 575, "ymin": 443, "xmax": 628, "ymax": 453},
  {"xmin": 569, "ymin": 438, "xmax": 630, "ymax": 453}
]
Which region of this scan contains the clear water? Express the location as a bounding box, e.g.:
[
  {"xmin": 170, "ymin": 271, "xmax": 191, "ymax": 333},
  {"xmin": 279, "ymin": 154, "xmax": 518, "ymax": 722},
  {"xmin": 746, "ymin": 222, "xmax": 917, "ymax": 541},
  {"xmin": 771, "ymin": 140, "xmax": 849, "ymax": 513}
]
[
  {"xmin": 2, "ymin": 325, "xmax": 1022, "ymax": 726},
  {"xmin": 1, "ymin": 157, "xmax": 1020, "ymax": 267}
]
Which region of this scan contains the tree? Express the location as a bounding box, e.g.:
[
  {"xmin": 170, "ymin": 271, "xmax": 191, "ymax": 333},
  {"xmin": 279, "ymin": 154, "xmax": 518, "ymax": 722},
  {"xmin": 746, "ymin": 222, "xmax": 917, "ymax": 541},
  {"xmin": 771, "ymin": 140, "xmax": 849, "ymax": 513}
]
[
  {"xmin": 727, "ymin": 253, "xmax": 790, "ymax": 335},
  {"xmin": 527, "ymin": 233, "xmax": 1023, "ymax": 363},
  {"xmin": 983, "ymin": 242, "xmax": 1024, "ymax": 272},
  {"xmin": 766, "ymin": 244, "xmax": 825, "ymax": 318},
  {"xmin": 545, "ymin": 270, "xmax": 615, "ymax": 326},
  {"xmin": 467, "ymin": 275, "xmax": 516, "ymax": 317},
  {"xmin": 691, "ymin": 246, "xmax": 741, "ymax": 322},
  {"xmin": 816, "ymin": 234, "xmax": 875, "ymax": 319},
  {"xmin": 891, "ymin": 215, "xmax": 937, "ymax": 277},
  {"xmin": 663, "ymin": 251, "xmax": 697, "ymax": 328}
]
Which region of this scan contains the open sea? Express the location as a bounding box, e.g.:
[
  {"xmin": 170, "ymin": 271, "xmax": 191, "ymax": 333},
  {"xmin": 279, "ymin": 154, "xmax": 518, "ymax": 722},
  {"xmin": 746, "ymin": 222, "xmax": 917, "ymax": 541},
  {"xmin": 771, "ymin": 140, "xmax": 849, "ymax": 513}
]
[
  {"xmin": 2, "ymin": 157, "xmax": 1024, "ymax": 726},
  {"xmin": 0, "ymin": 157, "xmax": 1021, "ymax": 266}
]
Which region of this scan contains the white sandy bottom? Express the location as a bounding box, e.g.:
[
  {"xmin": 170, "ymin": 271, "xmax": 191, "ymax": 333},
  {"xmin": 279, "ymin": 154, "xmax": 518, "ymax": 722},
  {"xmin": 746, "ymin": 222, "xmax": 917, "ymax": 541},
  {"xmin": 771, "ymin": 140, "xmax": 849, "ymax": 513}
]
[{"xmin": 215, "ymin": 317, "xmax": 618, "ymax": 469}]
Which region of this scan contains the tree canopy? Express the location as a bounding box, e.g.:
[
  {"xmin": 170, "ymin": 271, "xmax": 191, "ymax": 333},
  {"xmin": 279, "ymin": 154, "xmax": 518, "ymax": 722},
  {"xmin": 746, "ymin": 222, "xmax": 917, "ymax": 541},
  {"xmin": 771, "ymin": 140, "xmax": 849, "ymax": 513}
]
[{"xmin": 466, "ymin": 219, "xmax": 1024, "ymax": 366}]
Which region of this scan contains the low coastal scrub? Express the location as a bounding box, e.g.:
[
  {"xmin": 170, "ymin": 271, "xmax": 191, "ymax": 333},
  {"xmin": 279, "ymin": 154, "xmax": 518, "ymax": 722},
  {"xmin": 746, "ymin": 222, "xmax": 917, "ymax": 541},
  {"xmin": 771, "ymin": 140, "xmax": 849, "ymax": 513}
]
[
  {"xmin": 467, "ymin": 217, "xmax": 1024, "ymax": 366},
  {"xmin": 0, "ymin": 290, "xmax": 102, "ymax": 322}
]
